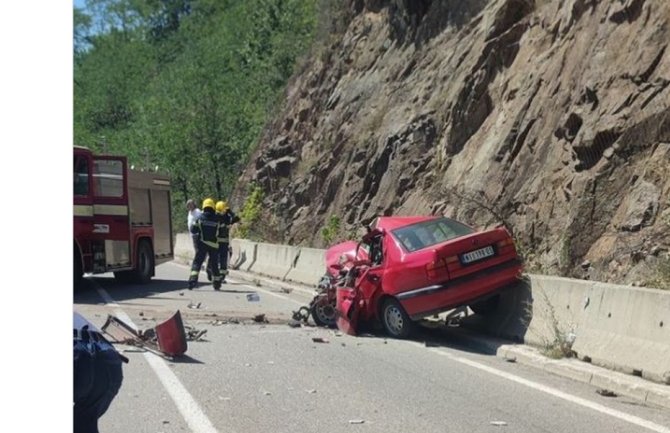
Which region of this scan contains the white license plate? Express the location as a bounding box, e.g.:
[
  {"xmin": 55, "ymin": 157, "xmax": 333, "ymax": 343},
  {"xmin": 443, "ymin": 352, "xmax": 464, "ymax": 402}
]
[{"xmin": 461, "ymin": 246, "xmax": 494, "ymax": 264}]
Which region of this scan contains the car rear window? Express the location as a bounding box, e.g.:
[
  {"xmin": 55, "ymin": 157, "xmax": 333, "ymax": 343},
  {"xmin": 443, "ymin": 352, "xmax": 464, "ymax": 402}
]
[{"xmin": 391, "ymin": 217, "xmax": 475, "ymax": 252}]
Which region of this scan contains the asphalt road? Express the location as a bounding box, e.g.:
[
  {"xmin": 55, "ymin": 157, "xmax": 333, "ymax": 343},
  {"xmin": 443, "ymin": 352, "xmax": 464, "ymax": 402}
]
[{"xmin": 73, "ymin": 262, "xmax": 670, "ymax": 433}]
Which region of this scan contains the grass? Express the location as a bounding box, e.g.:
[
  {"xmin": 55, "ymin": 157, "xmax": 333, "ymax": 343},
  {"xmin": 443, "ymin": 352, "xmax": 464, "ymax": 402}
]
[{"xmin": 523, "ymin": 287, "xmax": 576, "ymax": 359}]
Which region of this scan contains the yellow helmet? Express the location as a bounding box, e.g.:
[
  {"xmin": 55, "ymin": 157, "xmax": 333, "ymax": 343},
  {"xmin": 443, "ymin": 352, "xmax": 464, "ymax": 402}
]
[
  {"xmin": 215, "ymin": 201, "xmax": 225, "ymax": 213},
  {"xmin": 202, "ymin": 198, "xmax": 215, "ymax": 210}
]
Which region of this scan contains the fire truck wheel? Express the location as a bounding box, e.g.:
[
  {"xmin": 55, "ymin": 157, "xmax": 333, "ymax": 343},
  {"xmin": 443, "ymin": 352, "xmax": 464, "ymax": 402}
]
[{"xmin": 134, "ymin": 240, "xmax": 154, "ymax": 284}]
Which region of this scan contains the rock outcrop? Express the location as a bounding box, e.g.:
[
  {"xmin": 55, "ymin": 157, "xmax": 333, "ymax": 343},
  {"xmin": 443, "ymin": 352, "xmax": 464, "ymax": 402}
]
[{"xmin": 232, "ymin": 0, "xmax": 670, "ymax": 284}]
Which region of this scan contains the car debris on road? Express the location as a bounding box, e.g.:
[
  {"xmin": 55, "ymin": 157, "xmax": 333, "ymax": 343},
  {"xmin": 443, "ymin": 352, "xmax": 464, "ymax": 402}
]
[
  {"xmin": 101, "ymin": 310, "xmax": 188, "ymax": 358},
  {"xmin": 253, "ymin": 314, "xmax": 268, "ymax": 323}
]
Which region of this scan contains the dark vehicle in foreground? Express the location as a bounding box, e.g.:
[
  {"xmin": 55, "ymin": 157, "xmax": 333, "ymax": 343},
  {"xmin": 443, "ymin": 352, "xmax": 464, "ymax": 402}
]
[{"xmin": 329, "ymin": 216, "xmax": 523, "ymax": 338}]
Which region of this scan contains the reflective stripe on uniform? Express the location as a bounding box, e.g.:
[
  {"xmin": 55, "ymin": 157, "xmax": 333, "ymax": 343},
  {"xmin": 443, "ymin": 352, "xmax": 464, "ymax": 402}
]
[
  {"xmin": 201, "ymin": 240, "xmax": 218, "ymax": 249},
  {"xmin": 190, "ymin": 270, "xmax": 199, "ymax": 276}
]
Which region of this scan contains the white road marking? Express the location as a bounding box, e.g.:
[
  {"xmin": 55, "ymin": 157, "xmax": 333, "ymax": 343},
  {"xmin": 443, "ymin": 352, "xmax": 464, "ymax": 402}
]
[
  {"xmin": 407, "ymin": 341, "xmax": 670, "ymax": 433},
  {"xmin": 94, "ymin": 284, "xmax": 222, "ymax": 433}
]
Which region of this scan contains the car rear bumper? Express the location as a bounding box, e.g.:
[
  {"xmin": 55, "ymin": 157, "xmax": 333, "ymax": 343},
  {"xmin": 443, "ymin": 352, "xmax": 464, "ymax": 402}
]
[{"xmin": 396, "ymin": 258, "xmax": 523, "ymax": 320}]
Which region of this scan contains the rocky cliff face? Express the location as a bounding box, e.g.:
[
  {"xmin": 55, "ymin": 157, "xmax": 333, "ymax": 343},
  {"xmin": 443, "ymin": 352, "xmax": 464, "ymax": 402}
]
[{"xmin": 232, "ymin": 0, "xmax": 670, "ymax": 285}]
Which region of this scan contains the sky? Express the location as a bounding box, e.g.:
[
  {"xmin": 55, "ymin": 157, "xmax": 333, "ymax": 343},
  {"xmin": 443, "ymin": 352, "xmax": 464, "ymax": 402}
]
[{"xmin": 2, "ymin": 2, "xmax": 73, "ymax": 431}]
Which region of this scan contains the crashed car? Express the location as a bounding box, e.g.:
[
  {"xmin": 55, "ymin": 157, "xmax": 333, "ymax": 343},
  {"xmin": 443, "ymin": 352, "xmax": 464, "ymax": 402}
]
[{"xmin": 331, "ymin": 216, "xmax": 523, "ymax": 338}]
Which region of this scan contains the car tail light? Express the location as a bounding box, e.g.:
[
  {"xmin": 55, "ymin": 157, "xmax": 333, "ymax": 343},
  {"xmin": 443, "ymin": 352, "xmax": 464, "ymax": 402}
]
[
  {"xmin": 426, "ymin": 256, "xmax": 457, "ymax": 278},
  {"xmin": 497, "ymin": 238, "xmax": 514, "ymax": 248},
  {"xmin": 426, "ymin": 258, "xmax": 447, "ymax": 278},
  {"xmin": 496, "ymin": 238, "xmax": 516, "ymax": 253}
]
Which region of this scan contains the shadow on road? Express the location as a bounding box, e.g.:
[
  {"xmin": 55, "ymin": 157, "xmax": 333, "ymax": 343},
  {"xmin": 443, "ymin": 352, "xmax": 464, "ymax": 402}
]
[
  {"xmin": 74, "ymin": 276, "xmax": 189, "ymax": 305},
  {"xmin": 342, "ymin": 320, "xmax": 512, "ymax": 357},
  {"xmin": 168, "ymin": 354, "xmax": 206, "ymax": 365}
]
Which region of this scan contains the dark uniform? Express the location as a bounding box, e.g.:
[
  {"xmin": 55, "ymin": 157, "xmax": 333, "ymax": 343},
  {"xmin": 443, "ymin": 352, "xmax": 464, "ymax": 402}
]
[
  {"xmin": 189, "ymin": 202, "xmax": 223, "ymax": 290},
  {"xmin": 217, "ymin": 208, "xmax": 240, "ymax": 281}
]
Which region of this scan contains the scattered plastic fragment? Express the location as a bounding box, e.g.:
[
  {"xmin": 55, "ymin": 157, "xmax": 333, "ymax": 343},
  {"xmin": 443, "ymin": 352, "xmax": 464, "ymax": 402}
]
[
  {"xmin": 253, "ymin": 314, "xmax": 267, "ymax": 323},
  {"xmin": 312, "ymin": 337, "xmax": 330, "ymax": 343},
  {"xmin": 490, "ymin": 421, "xmax": 507, "ymax": 426},
  {"xmin": 307, "ymin": 389, "xmax": 317, "ymax": 394},
  {"xmin": 247, "ymin": 293, "xmax": 260, "ymax": 302},
  {"xmin": 348, "ymin": 419, "xmax": 365, "ymax": 424}
]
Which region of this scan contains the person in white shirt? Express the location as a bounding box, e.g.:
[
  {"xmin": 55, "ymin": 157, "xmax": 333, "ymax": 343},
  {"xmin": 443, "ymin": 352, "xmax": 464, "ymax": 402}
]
[{"xmin": 186, "ymin": 199, "xmax": 202, "ymax": 253}]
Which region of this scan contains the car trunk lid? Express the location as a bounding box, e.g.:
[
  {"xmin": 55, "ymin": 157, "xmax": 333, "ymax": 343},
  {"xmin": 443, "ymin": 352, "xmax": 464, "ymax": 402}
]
[{"xmin": 432, "ymin": 227, "xmax": 517, "ymax": 280}]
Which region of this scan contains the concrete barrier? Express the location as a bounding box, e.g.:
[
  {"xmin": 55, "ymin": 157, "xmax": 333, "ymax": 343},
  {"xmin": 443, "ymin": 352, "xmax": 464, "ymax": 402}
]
[
  {"xmin": 473, "ymin": 275, "xmax": 670, "ymax": 384},
  {"xmin": 172, "ymin": 235, "xmax": 670, "ymax": 384},
  {"xmin": 230, "ymin": 239, "xmax": 257, "ymax": 272},
  {"xmin": 285, "ymin": 247, "xmax": 327, "ymax": 287},
  {"xmin": 174, "ymin": 233, "xmax": 194, "ymax": 264},
  {"xmin": 248, "ymin": 242, "xmax": 300, "ymax": 281}
]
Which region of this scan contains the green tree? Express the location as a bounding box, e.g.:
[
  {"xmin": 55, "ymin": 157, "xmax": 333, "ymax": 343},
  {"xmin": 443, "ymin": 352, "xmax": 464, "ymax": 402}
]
[{"xmin": 73, "ymin": 0, "xmax": 320, "ymax": 235}]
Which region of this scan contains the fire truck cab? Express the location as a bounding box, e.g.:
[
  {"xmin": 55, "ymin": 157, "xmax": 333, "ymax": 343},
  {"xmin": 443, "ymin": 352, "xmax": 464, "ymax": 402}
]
[{"xmin": 74, "ymin": 146, "xmax": 174, "ymax": 288}]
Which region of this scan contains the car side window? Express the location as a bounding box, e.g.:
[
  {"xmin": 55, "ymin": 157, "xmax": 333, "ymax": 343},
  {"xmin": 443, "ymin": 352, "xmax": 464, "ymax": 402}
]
[{"xmin": 368, "ymin": 235, "xmax": 383, "ymax": 266}]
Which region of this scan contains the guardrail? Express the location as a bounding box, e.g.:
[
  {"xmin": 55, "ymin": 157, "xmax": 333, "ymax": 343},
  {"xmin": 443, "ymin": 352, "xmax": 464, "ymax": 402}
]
[{"xmin": 173, "ymin": 234, "xmax": 670, "ymax": 384}]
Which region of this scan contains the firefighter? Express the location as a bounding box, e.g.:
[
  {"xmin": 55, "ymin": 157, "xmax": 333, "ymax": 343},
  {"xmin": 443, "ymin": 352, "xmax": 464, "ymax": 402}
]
[
  {"xmin": 207, "ymin": 200, "xmax": 240, "ymax": 283},
  {"xmin": 189, "ymin": 198, "xmax": 223, "ymax": 290},
  {"xmin": 217, "ymin": 200, "xmax": 240, "ymax": 282}
]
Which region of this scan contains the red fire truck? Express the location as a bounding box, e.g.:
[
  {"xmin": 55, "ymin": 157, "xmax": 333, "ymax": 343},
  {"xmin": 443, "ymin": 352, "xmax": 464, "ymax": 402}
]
[{"xmin": 74, "ymin": 146, "xmax": 174, "ymax": 288}]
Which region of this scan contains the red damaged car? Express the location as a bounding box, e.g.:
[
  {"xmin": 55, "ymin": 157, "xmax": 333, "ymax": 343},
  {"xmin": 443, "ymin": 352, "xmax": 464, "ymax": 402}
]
[{"xmin": 330, "ymin": 216, "xmax": 523, "ymax": 338}]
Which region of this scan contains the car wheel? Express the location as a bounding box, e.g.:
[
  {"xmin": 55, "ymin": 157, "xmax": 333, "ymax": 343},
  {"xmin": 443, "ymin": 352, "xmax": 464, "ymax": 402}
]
[
  {"xmin": 470, "ymin": 294, "xmax": 500, "ymax": 316},
  {"xmin": 381, "ymin": 298, "xmax": 414, "ymax": 339},
  {"xmin": 133, "ymin": 240, "xmax": 154, "ymax": 284},
  {"xmin": 311, "ymin": 299, "xmax": 337, "ymax": 328}
]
